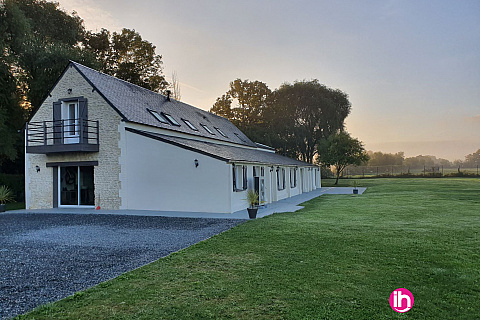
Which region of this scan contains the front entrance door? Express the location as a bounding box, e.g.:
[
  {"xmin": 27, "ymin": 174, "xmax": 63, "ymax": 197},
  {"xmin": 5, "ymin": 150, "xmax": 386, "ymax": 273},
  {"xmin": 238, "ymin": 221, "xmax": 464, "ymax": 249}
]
[{"xmin": 59, "ymin": 166, "xmax": 94, "ymax": 206}]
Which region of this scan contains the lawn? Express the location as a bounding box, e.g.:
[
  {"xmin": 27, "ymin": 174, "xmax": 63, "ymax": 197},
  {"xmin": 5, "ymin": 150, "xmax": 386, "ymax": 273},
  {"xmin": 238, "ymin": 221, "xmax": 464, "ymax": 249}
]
[{"xmin": 18, "ymin": 178, "xmax": 480, "ymax": 319}]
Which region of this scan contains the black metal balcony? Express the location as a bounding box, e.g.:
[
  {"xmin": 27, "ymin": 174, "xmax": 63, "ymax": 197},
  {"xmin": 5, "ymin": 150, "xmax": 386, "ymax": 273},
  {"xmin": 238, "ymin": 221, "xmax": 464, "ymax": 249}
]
[{"xmin": 26, "ymin": 119, "xmax": 99, "ymax": 154}]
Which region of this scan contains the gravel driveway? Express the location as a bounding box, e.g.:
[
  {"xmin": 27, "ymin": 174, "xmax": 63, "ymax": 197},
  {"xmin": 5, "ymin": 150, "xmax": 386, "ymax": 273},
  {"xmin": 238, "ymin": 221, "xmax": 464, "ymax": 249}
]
[{"xmin": 0, "ymin": 213, "xmax": 244, "ymax": 319}]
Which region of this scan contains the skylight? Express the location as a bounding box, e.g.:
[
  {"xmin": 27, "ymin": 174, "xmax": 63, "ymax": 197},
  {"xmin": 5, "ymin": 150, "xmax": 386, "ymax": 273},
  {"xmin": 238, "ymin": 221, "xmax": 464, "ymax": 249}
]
[
  {"xmin": 215, "ymin": 127, "xmax": 227, "ymax": 137},
  {"xmin": 201, "ymin": 124, "xmax": 215, "ymax": 135},
  {"xmin": 162, "ymin": 113, "xmax": 180, "ymax": 126},
  {"xmin": 148, "ymin": 109, "xmax": 169, "ymax": 124},
  {"xmin": 182, "ymin": 119, "xmax": 198, "ymax": 131},
  {"xmin": 234, "ymin": 132, "xmax": 247, "ymax": 143}
]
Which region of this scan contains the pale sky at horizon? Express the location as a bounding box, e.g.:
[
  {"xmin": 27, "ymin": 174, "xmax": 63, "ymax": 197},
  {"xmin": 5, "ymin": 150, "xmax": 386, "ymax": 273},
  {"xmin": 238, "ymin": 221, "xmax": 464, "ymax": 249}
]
[{"xmin": 60, "ymin": 0, "xmax": 479, "ymax": 161}]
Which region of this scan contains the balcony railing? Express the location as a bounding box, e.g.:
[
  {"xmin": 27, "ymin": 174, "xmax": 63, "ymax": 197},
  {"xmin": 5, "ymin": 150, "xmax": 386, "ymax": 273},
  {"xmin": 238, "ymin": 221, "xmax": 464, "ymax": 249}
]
[{"xmin": 26, "ymin": 119, "xmax": 99, "ymax": 154}]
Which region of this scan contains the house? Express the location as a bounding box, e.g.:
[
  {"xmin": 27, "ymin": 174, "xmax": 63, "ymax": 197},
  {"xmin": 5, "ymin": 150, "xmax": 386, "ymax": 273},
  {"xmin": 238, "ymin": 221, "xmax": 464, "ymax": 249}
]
[{"xmin": 25, "ymin": 61, "xmax": 320, "ymax": 214}]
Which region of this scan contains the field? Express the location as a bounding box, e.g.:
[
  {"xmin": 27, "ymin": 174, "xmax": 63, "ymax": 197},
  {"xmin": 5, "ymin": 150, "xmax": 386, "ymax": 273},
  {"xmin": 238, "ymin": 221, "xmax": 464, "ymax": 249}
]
[{"xmin": 18, "ymin": 178, "xmax": 480, "ymax": 319}]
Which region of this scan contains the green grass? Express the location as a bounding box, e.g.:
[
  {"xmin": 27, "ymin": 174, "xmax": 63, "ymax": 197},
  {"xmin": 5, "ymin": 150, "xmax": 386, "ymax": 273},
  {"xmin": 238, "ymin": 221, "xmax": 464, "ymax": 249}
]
[
  {"xmin": 18, "ymin": 179, "xmax": 480, "ymax": 319},
  {"xmin": 6, "ymin": 202, "xmax": 25, "ymax": 211}
]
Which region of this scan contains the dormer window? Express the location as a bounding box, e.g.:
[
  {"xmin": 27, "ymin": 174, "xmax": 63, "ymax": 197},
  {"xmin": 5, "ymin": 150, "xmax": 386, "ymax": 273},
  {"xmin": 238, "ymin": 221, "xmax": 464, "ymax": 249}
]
[
  {"xmin": 201, "ymin": 124, "xmax": 215, "ymax": 135},
  {"xmin": 215, "ymin": 127, "xmax": 227, "ymax": 137},
  {"xmin": 162, "ymin": 113, "xmax": 180, "ymax": 126},
  {"xmin": 182, "ymin": 119, "xmax": 198, "ymax": 131},
  {"xmin": 148, "ymin": 109, "xmax": 169, "ymax": 124}
]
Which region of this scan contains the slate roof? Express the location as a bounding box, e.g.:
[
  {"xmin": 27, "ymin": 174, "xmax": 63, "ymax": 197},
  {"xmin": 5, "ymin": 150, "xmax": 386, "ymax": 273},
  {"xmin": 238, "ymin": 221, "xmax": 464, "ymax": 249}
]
[
  {"xmin": 127, "ymin": 128, "xmax": 317, "ymax": 167},
  {"xmin": 70, "ymin": 61, "xmax": 256, "ymax": 147}
]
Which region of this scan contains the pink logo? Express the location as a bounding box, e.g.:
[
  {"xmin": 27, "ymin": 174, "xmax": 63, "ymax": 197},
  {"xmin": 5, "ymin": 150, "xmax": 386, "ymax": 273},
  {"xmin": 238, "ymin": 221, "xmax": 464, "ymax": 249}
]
[{"xmin": 389, "ymin": 288, "xmax": 414, "ymax": 313}]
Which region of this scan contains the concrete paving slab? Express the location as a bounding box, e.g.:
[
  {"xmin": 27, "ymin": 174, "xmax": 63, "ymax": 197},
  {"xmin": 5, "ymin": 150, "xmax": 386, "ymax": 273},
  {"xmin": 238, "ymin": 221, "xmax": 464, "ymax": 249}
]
[{"xmin": 10, "ymin": 187, "xmax": 366, "ymax": 220}]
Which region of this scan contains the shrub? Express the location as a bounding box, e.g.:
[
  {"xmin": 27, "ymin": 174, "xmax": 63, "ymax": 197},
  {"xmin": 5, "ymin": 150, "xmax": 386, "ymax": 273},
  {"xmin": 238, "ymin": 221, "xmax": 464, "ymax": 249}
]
[{"xmin": 0, "ymin": 174, "xmax": 24, "ymax": 202}]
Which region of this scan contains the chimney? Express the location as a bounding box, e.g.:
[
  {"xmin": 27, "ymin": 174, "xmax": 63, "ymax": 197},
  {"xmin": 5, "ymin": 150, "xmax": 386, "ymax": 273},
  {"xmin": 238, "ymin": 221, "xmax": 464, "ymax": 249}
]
[{"xmin": 166, "ymin": 90, "xmax": 171, "ymax": 101}]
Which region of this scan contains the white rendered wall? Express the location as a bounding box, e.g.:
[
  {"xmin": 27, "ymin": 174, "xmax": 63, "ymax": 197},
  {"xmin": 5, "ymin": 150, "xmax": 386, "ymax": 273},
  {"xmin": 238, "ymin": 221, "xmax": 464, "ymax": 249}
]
[{"xmin": 123, "ymin": 131, "xmax": 232, "ymax": 213}]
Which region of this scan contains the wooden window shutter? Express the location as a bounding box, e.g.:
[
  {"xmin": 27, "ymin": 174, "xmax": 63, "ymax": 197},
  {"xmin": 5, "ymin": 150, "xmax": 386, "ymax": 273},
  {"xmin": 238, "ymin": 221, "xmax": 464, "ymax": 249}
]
[
  {"xmin": 232, "ymin": 166, "xmax": 236, "ymax": 191},
  {"xmin": 53, "ymin": 101, "xmax": 62, "ymax": 144},
  {"xmin": 243, "ymin": 166, "xmax": 247, "ymax": 190},
  {"xmin": 78, "ymin": 98, "xmax": 88, "ymax": 144}
]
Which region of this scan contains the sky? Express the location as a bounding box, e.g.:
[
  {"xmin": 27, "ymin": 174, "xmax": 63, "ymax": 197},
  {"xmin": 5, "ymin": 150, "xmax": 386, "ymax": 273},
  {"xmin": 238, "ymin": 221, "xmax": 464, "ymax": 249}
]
[{"xmin": 59, "ymin": 0, "xmax": 480, "ymax": 161}]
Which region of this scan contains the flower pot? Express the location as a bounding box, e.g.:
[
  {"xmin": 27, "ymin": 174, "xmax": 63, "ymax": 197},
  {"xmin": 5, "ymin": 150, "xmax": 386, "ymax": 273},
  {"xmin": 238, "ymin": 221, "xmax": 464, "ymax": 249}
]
[
  {"xmin": 247, "ymin": 208, "xmax": 258, "ymax": 219},
  {"xmin": 353, "ymin": 189, "xmax": 359, "ymax": 194},
  {"xmin": 0, "ymin": 204, "xmax": 6, "ymax": 212}
]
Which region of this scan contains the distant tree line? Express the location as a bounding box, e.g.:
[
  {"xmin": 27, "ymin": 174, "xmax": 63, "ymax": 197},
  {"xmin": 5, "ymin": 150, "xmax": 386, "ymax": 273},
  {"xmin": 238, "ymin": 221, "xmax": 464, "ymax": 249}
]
[
  {"xmin": 364, "ymin": 150, "xmax": 480, "ymax": 168},
  {"xmin": 0, "ymin": 0, "xmax": 175, "ymax": 173}
]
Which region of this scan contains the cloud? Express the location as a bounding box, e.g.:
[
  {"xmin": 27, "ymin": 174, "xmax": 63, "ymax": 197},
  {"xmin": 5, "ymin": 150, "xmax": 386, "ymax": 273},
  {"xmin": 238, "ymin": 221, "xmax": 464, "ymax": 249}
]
[{"xmin": 58, "ymin": 0, "xmax": 122, "ymax": 32}]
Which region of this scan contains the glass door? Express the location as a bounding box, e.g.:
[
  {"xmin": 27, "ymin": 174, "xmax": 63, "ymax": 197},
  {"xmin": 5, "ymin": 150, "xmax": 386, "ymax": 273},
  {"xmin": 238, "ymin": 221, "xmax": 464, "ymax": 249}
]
[
  {"xmin": 62, "ymin": 101, "xmax": 79, "ymax": 144},
  {"xmin": 59, "ymin": 166, "xmax": 94, "ymax": 206}
]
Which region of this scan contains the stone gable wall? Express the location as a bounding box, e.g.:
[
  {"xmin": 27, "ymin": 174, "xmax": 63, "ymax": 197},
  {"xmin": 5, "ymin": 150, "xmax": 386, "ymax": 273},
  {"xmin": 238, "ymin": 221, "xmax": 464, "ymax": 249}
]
[{"xmin": 26, "ymin": 65, "xmax": 123, "ymax": 209}]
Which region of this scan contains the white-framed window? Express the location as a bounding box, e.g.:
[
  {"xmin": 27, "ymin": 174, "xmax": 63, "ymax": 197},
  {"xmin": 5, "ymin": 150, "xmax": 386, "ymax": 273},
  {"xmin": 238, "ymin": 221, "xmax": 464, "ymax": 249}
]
[
  {"xmin": 62, "ymin": 101, "xmax": 79, "ymax": 137},
  {"xmin": 290, "ymin": 168, "xmax": 297, "ymax": 188},
  {"xmin": 233, "ymin": 165, "xmax": 247, "ymax": 191},
  {"xmin": 277, "ymin": 167, "xmax": 286, "ymax": 191}
]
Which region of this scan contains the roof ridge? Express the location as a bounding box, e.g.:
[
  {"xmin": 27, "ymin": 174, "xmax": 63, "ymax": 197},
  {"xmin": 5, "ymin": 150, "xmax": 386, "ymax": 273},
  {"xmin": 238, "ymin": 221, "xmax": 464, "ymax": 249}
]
[
  {"xmin": 69, "ymin": 60, "xmax": 167, "ymax": 98},
  {"xmin": 69, "ymin": 60, "xmax": 223, "ymax": 119}
]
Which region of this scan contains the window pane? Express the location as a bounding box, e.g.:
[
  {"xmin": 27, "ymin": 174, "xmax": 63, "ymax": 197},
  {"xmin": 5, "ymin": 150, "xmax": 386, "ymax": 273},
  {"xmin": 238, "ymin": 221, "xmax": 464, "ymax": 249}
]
[
  {"xmin": 60, "ymin": 166, "xmax": 78, "ymax": 205},
  {"xmin": 80, "ymin": 166, "xmax": 95, "ymax": 205}
]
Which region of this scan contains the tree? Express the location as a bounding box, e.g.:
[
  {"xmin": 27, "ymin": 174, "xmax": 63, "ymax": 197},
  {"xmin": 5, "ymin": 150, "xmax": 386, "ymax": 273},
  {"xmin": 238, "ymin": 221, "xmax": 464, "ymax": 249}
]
[
  {"xmin": 3, "ymin": 0, "xmax": 98, "ymax": 110},
  {"xmin": 464, "ymin": 149, "xmax": 480, "ymax": 167},
  {"xmin": 170, "ymin": 71, "xmax": 181, "ymax": 100},
  {"xmin": 317, "ymin": 132, "xmax": 370, "ymax": 185},
  {"xmin": 265, "ymin": 80, "xmax": 351, "ymax": 163},
  {"xmin": 210, "ymin": 79, "xmax": 271, "ymax": 141},
  {"xmin": 367, "ymin": 151, "xmax": 404, "ymax": 166},
  {"xmin": 85, "ymin": 28, "xmax": 169, "ymax": 93}
]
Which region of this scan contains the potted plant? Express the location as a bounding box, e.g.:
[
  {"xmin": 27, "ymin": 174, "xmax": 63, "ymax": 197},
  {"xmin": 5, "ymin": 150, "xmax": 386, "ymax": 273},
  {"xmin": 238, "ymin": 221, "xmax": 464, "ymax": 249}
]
[
  {"xmin": 353, "ymin": 181, "xmax": 359, "ymax": 194},
  {"xmin": 245, "ymin": 189, "xmax": 259, "ymax": 219},
  {"xmin": 0, "ymin": 185, "xmax": 14, "ymax": 212}
]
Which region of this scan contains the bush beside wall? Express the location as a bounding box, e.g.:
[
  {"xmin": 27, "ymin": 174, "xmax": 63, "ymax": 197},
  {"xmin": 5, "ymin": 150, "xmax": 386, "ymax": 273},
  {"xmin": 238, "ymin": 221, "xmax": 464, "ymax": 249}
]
[{"xmin": 0, "ymin": 173, "xmax": 25, "ymax": 202}]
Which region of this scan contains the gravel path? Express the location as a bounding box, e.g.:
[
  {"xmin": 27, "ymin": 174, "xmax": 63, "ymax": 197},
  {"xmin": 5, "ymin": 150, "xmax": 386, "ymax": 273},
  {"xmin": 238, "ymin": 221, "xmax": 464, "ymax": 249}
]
[{"xmin": 0, "ymin": 213, "xmax": 245, "ymax": 319}]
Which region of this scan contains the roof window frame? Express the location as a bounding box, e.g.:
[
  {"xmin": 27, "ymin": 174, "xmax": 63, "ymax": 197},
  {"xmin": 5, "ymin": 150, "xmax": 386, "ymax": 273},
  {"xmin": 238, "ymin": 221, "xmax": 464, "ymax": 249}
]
[
  {"xmin": 215, "ymin": 127, "xmax": 228, "ymax": 137},
  {"xmin": 201, "ymin": 124, "xmax": 215, "ymax": 135},
  {"xmin": 147, "ymin": 109, "xmax": 169, "ymax": 125},
  {"xmin": 161, "ymin": 112, "xmax": 181, "ymax": 126},
  {"xmin": 182, "ymin": 118, "xmax": 199, "ymax": 131},
  {"xmin": 234, "ymin": 132, "xmax": 247, "ymax": 143}
]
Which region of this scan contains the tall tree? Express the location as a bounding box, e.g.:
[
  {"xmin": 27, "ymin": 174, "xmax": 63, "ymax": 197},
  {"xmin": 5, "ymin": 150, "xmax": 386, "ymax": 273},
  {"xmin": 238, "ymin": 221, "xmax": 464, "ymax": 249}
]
[
  {"xmin": 265, "ymin": 80, "xmax": 351, "ymax": 163},
  {"xmin": 210, "ymin": 79, "xmax": 271, "ymax": 141},
  {"xmin": 170, "ymin": 71, "xmax": 181, "ymax": 100},
  {"xmin": 3, "ymin": 0, "xmax": 98, "ymax": 110},
  {"xmin": 317, "ymin": 132, "xmax": 369, "ymax": 184},
  {"xmin": 85, "ymin": 28, "xmax": 169, "ymax": 93},
  {"xmin": 464, "ymin": 149, "xmax": 480, "ymax": 167}
]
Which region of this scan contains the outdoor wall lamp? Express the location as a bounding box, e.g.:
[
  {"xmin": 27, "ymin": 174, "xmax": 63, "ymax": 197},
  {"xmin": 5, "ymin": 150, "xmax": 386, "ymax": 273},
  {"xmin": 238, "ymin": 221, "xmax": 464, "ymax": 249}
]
[
  {"xmin": 270, "ymin": 166, "xmax": 274, "ymax": 172},
  {"xmin": 67, "ymin": 88, "xmax": 72, "ymax": 94},
  {"xmin": 276, "ymin": 166, "xmax": 280, "ymax": 172},
  {"xmin": 35, "ymin": 165, "xmax": 40, "ymax": 173},
  {"xmin": 194, "ymin": 159, "xmax": 199, "ymax": 168}
]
